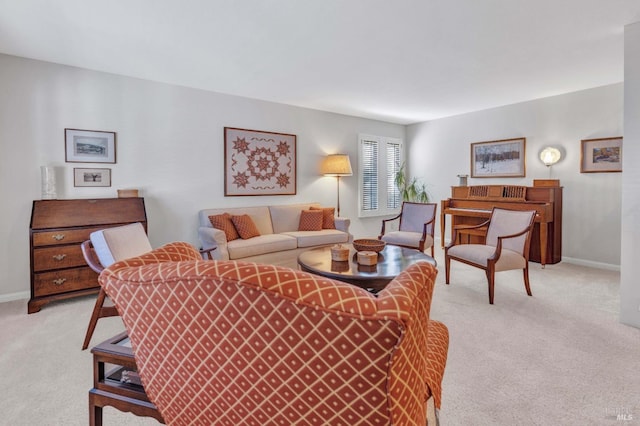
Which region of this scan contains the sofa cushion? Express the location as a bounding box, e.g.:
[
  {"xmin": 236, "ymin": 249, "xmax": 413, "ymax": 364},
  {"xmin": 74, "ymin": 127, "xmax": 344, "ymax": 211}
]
[
  {"xmin": 310, "ymin": 206, "xmax": 336, "ymax": 229},
  {"xmin": 269, "ymin": 203, "xmax": 320, "ymax": 234},
  {"xmin": 227, "ymin": 234, "xmax": 297, "ymax": 259},
  {"xmin": 298, "ymin": 210, "xmax": 323, "ymax": 231},
  {"xmin": 282, "ymin": 229, "xmax": 350, "ymax": 248},
  {"xmin": 231, "ymin": 214, "xmax": 261, "ymax": 239},
  {"xmin": 208, "ymin": 213, "xmax": 240, "ymax": 241},
  {"xmin": 199, "ymin": 206, "xmax": 274, "ymax": 235}
]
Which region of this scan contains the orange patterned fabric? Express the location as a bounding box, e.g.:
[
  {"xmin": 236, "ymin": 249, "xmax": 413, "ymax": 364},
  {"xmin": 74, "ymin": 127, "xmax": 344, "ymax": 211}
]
[
  {"xmin": 208, "ymin": 213, "xmax": 240, "ymax": 241},
  {"xmin": 425, "ymin": 320, "xmax": 449, "ymax": 408},
  {"xmin": 100, "ymin": 242, "xmax": 448, "ymax": 425},
  {"xmin": 297, "ymin": 209, "xmax": 323, "ymax": 231},
  {"xmin": 310, "ymin": 206, "xmax": 336, "ymax": 229},
  {"xmin": 230, "ymin": 214, "xmax": 261, "ymax": 239}
]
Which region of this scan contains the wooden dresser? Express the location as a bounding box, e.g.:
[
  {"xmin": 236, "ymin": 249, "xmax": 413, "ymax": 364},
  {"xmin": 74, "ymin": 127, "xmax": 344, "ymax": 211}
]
[{"xmin": 28, "ymin": 198, "xmax": 147, "ymax": 314}]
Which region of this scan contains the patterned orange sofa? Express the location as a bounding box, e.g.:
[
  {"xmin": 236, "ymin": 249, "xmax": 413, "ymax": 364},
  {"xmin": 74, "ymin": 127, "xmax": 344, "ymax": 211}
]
[{"xmin": 99, "ymin": 242, "xmax": 449, "ymax": 425}]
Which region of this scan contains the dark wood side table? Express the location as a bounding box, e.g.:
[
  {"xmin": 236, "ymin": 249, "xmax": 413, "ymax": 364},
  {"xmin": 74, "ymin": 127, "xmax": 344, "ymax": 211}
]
[
  {"xmin": 298, "ymin": 244, "xmax": 436, "ymax": 292},
  {"xmin": 89, "ymin": 332, "xmax": 164, "ymax": 426}
]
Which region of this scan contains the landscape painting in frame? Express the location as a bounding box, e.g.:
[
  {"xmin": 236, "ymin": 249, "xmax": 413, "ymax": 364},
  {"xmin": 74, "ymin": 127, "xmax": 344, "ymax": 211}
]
[
  {"xmin": 580, "ymin": 137, "xmax": 622, "ymax": 173},
  {"xmin": 65, "ymin": 128, "xmax": 116, "ymax": 163},
  {"xmin": 470, "ymin": 137, "xmax": 526, "ymax": 178},
  {"xmin": 73, "ymin": 168, "xmax": 111, "ymax": 187},
  {"xmin": 224, "ymin": 127, "xmax": 296, "ymax": 196}
]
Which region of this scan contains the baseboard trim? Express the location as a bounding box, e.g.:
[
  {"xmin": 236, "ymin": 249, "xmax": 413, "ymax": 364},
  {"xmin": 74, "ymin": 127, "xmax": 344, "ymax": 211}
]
[
  {"xmin": 561, "ymin": 256, "xmax": 620, "ymax": 272},
  {"xmin": 0, "ymin": 291, "xmax": 29, "ymax": 303},
  {"xmin": 437, "ymin": 237, "xmax": 620, "ymax": 272}
]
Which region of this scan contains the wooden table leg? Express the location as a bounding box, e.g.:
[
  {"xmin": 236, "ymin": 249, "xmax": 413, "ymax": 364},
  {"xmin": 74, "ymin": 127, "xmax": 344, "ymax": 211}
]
[{"xmin": 89, "ymin": 392, "xmax": 102, "ymax": 426}]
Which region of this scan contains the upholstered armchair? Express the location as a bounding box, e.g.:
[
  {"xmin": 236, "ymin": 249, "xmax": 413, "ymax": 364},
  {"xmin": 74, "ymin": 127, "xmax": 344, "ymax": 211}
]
[
  {"xmin": 445, "ymin": 207, "xmax": 536, "ymax": 304},
  {"xmin": 99, "ymin": 242, "xmax": 449, "ymax": 425},
  {"xmin": 379, "ymin": 202, "xmax": 437, "ymax": 257},
  {"xmin": 81, "ymin": 223, "xmax": 216, "ymax": 349},
  {"xmin": 80, "ymin": 222, "xmax": 153, "ymax": 350}
]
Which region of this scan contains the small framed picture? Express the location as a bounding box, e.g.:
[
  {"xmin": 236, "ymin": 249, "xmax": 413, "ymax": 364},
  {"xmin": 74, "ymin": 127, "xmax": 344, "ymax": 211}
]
[
  {"xmin": 470, "ymin": 137, "xmax": 526, "ymax": 178},
  {"xmin": 65, "ymin": 128, "xmax": 116, "ymax": 163},
  {"xmin": 73, "ymin": 168, "xmax": 111, "ymax": 187},
  {"xmin": 580, "ymin": 137, "xmax": 622, "ymax": 173}
]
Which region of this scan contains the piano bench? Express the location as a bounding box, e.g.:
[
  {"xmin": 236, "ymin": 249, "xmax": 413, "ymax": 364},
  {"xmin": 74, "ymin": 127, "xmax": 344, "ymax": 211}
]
[{"xmin": 456, "ymin": 226, "xmax": 487, "ymax": 245}]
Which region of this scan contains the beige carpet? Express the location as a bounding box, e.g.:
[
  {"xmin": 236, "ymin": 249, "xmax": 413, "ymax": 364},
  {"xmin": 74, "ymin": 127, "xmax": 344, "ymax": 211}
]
[{"xmin": 1, "ymin": 250, "xmax": 638, "ymax": 425}]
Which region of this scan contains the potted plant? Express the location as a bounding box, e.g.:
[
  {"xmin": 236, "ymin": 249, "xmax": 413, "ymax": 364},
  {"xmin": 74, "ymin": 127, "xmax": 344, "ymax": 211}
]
[{"xmin": 395, "ymin": 163, "xmax": 430, "ymax": 202}]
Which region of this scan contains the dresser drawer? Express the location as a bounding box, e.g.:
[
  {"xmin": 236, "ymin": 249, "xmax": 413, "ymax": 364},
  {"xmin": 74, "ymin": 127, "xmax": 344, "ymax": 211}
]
[
  {"xmin": 33, "ymin": 245, "xmax": 87, "ymax": 272},
  {"xmin": 33, "ymin": 267, "xmax": 99, "ymax": 297},
  {"xmin": 32, "ymin": 226, "xmax": 109, "ymax": 247}
]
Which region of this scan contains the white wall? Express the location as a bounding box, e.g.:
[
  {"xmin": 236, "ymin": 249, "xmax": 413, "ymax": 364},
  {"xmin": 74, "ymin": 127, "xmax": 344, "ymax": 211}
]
[
  {"xmin": 407, "ymin": 84, "xmax": 624, "ymax": 268},
  {"xmin": 620, "ymin": 22, "xmax": 640, "ymax": 327},
  {"xmin": 0, "ymin": 54, "xmax": 403, "ymax": 301},
  {"xmin": 0, "ymin": 52, "xmax": 627, "ymax": 303}
]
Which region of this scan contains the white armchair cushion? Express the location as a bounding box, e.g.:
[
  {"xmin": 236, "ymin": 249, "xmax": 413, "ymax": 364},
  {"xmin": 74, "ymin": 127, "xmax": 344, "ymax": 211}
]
[
  {"xmin": 381, "ymin": 231, "xmax": 434, "ymax": 251},
  {"xmin": 447, "ymin": 244, "xmax": 526, "ymax": 271},
  {"xmin": 90, "ymin": 222, "xmax": 152, "ymax": 268}
]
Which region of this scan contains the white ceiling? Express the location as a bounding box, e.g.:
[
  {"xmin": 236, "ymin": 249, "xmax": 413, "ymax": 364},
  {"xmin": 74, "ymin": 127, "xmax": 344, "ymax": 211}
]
[{"xmin": 1, "ymin": 0, "xmax": 639, "ymax": 124}]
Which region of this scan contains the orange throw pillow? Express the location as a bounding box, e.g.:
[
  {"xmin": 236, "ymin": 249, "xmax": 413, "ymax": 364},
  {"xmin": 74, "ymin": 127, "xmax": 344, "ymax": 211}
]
[
  {"xmin": 208, "ymin": 213, "xmax": 239, "ymax": 241},
  {"xmin": 231, "ymin": 214, "xmax": 261, "ymax": 239},
  {"xmin": 310, "ymin": 206, "xmax": 336, "ymax": 229},
  {"xmin": 298, "ymin": 210, "xmax": 323, "ymax": 231}
]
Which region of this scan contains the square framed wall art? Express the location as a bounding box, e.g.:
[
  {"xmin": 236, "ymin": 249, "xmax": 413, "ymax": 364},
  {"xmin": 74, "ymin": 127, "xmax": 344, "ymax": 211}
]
[
  {"xmin": 224, "ymin": 127, "xmax": 297, "ymax": 196},
  {"xmin": 65, "ymin": 128, "xmax": 116, "ymax": 163},
  {"xmin": 580, "ymin": 136, "xmax": 622, "ymax": 173}
]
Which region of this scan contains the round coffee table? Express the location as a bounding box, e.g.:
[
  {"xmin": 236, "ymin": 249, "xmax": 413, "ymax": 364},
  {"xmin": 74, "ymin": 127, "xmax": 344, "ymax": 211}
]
[{"xmin": 297, "ymin": 244, "xmax": 436, "ymax": 293}]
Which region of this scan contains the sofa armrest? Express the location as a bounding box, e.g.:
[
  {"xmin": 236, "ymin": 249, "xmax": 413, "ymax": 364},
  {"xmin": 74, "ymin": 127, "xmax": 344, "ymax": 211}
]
[
  {"xmin": 198, "ymin": 226, "xmax": 229, "ymax": 260},
  {"xmin": 334, "ymin": 217, "xmax": 353, "ymax": 242}
]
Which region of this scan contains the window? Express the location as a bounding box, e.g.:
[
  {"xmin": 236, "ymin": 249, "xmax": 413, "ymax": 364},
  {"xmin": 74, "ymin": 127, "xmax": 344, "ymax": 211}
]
[{"xmin": 358, "ymin": 134, "xmax": 403, "ymax": 217}]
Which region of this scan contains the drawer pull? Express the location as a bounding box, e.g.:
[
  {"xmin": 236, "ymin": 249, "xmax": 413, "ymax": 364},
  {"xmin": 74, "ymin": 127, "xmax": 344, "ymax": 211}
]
[
  {"xmin": 52, "ymin": 254, "xmax": 67, "ymax": 261},
  {"xmin": 52, "ymin": 234, "xmax": 65, "ymax": 241},
  {"xmin": 52, "ymin": 278, "xmax": 66, "ymax": 286}
]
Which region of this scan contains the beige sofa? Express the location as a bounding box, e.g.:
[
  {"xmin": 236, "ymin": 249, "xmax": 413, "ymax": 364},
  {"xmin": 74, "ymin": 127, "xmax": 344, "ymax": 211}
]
[{"xmin": 198, "ymin": 202, "xmax": 352, "ymax": 268}]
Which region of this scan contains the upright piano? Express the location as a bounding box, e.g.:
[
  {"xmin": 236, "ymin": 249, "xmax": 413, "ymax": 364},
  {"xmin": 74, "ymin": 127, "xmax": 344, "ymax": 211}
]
[{"xmin": 441, "ymin": 182, "xmax": 562, "ymax": 266}]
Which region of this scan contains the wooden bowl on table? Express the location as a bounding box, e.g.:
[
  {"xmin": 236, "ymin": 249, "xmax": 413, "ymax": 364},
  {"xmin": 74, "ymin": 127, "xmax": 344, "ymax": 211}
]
[{"xmin": 352, "ymin": 239, "xmax": 386, "ymax": 253}]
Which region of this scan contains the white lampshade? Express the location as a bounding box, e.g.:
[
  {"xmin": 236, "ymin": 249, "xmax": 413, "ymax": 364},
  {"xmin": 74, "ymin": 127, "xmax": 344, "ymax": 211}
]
[
  {"xmin": 540, "ymin": 147, "xmax": 562, "ymax": 167},
  {"xmin": 321, "ymin": 154, "xmax": 353, "ymax": 176}
]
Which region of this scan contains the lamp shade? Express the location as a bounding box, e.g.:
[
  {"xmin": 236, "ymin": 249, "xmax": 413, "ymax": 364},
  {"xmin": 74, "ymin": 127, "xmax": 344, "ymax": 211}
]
[
  {"xmin": 540, "ymin": 147, "xmax": 562, "ymax": 166},
  {"xmin": 321, "ymin": 154, "xmax": 353, "ymax": 176}
]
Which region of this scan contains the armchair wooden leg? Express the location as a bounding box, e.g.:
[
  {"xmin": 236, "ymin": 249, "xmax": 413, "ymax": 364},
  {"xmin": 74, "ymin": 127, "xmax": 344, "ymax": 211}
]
[
  {"xmin": 82, "ymin": 289, "xmax": 119, "ymax": 350},
  {"xmin": 487, "ymin": 270, "xmax": 495, "ymax": 304},
  {"xmin": 523, "ymin": 267, "xmax": 533, "ymax": 296},
  {"xmin": 445, "ymin": 255, "xmax": 451, "ymax": 284}
]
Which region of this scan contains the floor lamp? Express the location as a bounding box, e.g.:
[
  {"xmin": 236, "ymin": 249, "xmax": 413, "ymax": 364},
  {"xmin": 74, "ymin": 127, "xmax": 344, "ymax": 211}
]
[{"xmin": 321, "ymin": 154, "xmax": 353, "ymax": 217}]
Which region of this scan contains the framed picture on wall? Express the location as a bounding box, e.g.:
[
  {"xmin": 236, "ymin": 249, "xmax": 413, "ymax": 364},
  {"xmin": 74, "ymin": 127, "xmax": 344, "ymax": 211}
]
[
  {"xmin": 580, "ymin": 137, "xmax": 622, "ymax": 173},
  {"xmin": 470, "ymin": 137, "xmax": 526, "ymax": 178},
  {"xmin": 224, "ymin": 127, "xmax": 297, "ymax": 196},
  {"xmin": 73, "ymin": 168, "xmax": 111, "ymax": 187},
  {"xmin": 65, "ymin": 128, "xmax": 116, "ymax": 163}
]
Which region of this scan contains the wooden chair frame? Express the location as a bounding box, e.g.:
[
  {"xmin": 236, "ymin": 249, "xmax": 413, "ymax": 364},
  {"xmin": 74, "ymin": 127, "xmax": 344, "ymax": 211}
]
[
  {"xmin": 379, "ymin": 202, "xmax": 437, "ymax": 257},
  {"xmin": 81, "ymin": 241, "xmax": 216, "ymax": 350},
  {"xmin": 444, "ymin": 208, "xmax": 536, "ymax": 304}
]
